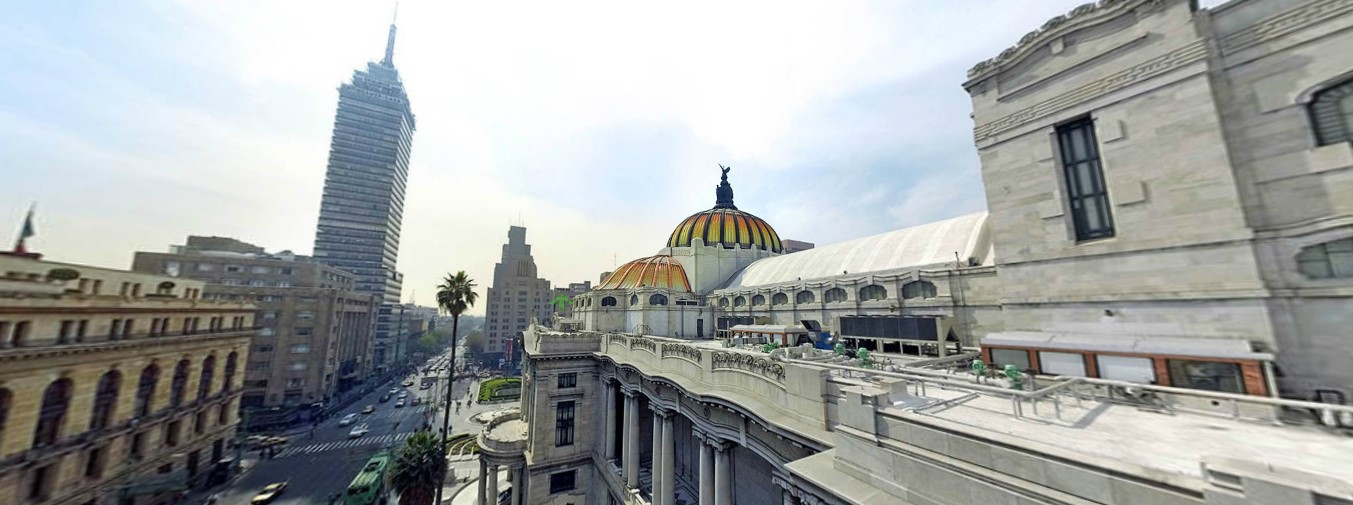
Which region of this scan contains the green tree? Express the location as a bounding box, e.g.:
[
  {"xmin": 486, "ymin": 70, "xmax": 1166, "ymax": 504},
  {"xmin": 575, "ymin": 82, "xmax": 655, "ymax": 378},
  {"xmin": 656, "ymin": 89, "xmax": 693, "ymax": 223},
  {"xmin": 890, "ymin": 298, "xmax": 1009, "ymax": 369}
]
[
  {"xmin": 462, "ymin": 330, "xmax": 487, "ymax": 356},
  {"xmin": 432, "ymin": 271, "xmax": 477, "ymax": 505},
  {"xmin": 390, "ymin": 431, "xmax": 445, "ymax": 505}
]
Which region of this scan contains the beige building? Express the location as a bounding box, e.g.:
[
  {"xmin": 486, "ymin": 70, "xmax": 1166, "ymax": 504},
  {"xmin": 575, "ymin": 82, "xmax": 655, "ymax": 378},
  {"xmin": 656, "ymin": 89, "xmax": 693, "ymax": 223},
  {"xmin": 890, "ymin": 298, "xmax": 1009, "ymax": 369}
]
[
  {"xmin": 132, "ymin": 237, "xmax": 377, "ymax": 423},
  {"xmin": 964, "ymin": 0, "xmax": 1353, "ymax": 399},
  {"xmin": 485, "ymin": 226, "xmax": 557, "ymax": 366},
  {"xmin": 0, "ymin": 252, "xmax": 253, "ymax": 505}
]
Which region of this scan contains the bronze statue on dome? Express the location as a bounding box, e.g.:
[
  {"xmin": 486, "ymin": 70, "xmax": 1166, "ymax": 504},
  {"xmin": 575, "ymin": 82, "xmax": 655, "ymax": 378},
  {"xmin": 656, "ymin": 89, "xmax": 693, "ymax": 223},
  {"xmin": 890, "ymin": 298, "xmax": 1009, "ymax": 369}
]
[{"xmin": 714, "ymin": 164, "xmax": 737, "ymax": 209}]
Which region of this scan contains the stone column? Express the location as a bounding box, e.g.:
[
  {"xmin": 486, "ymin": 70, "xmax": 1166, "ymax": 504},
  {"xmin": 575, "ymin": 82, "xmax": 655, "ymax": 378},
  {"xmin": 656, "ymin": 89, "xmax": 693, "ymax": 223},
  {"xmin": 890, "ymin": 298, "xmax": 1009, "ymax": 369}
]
[
  {"xmin": 713, "ymin": 442, "xmax": 732, "ymax": 505},
  {"xmin": 652, "ymin": 408, "xmax": 664, "ymax": 502},
  {"xmin": 486, "ymin": 465, "xmax": 499, "ymax": 505},
  {"xmin": 604, "ymin": 380, "xmax": 617, "ymax": 461},
  {"xmin": 477, "ymin": 459, "xmax": 487, "ymax": 505},
  {"xmin": 660, "ymin": 413, "xmax": 675, "ymax": 505},
  {"xmin": 624, "ymin": 391, "xmax": 640, "ymax": 488},
  {"xmin": 698, "ymin": 436, "xmax": 714, "ymax": 505},
  {"xmin": 510, "ymin": 465, "xmax": 523, "ymax": 505}
]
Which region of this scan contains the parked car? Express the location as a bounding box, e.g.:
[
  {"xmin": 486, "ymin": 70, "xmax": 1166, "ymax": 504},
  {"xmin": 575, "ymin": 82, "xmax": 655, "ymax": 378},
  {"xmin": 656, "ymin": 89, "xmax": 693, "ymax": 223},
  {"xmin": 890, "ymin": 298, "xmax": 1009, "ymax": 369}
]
[
  {"xmin": 251, "ymin": 482, "xmax": 288, "ymax": 504},
  {"xmin": 395, "ymin": 399, "xmax": 405, "ymax": 408},
  {"xmin": 348, "ymin": 423, "xmax": 370, "ymax": 438},
  {"xmin": 397, "ymin": 393, "xmax": 407, "ymax": 400},
  {"xmin": 361, "ymin": 405, "xmax": 375, "ymax": 414},
  {"xmin": 402, "ymin": 379, "xmax": 415, "ymax": 387},
  {"xmin": 411, "ymin": 397, "xmax": 422, "ymax": 406},
  {"xmin": 338, "ymin": 413, "xmax": 358, "ymax": 426}
]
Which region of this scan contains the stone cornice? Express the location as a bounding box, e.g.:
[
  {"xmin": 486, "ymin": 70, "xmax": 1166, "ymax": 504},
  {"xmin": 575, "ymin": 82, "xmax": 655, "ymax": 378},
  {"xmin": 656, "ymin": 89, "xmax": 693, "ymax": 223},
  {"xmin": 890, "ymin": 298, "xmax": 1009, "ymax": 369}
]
[
  {"xmin": 966, "ymin": 0, "xmax": 1167, "ymax": 82},
  {"xmin": 0, "ymin": 331, "xmax": 252, "ymax": 363}
]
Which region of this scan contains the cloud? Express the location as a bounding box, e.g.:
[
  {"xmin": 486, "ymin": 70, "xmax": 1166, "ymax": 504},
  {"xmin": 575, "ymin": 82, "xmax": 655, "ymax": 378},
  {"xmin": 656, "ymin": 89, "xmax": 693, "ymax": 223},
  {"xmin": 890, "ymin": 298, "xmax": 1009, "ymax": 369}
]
[{"xmin": 2, "ymin": 0, "xmax": 1139, "ymax": 313}]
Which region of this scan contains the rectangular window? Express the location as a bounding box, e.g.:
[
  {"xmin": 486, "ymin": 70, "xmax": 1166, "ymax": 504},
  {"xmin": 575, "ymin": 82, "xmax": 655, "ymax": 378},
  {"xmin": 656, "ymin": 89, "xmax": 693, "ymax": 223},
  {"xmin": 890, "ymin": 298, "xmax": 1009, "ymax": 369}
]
[
  {"xmin": 196, "ymin": 263, "xmax": 215, "ymax": 272},
  {"xmin": 1168, "ymin": 360, "xmax": 1246, "ymax": 394},
  {"xmin": 131, "ymin": 432, "xmax": 146, "ymax": 458},
  {"xmin": 165, "ymin": 421, "xmax": 181, "ymax": 447},
  {"xmin": 1056, "ymin": 117, "xmax": 1114, "ymax": 241},
  {"xmin": 555, "ymin": 401, "xmax": 575, "ymax": 447},
  {"xmin": 290, "ymin": 344, "xmax": 310, "ymax": 354},
  {"xmin": 85, "ymin": 446, "xmax": 106, "ymax": 478},
  {"xmin": 549, "ymin": 470, "xmax": 576, "ymax": 494},
  {"xmin": 251, "ymin": 266, "xmax": 271, "ymax": 274},
  {"xmin": 58, "ymin": 320, "xmax": 74, "ymax": 344},
  {"xmin": 288, "ymin": 362, "xmax": 307, "ymax": 371},
  {"xmin": 557, "ymin": 373, "xmax": 577, "ymax": 389},
  {"xmin": 990, "ymin": 348, "xmax": 1031, "ymax": 370}
]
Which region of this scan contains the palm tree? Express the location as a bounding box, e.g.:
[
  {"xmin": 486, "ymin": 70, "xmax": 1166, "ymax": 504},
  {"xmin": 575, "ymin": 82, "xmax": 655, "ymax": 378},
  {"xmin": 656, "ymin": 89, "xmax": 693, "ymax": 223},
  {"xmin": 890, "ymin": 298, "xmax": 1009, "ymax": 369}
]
[
  {"xmin": 391, "ymin": 431, "xmax": 445, "ymax": 505},
  {"xmin": 432, "ymin": 271, "xmax": 477, "ymax": 505}
]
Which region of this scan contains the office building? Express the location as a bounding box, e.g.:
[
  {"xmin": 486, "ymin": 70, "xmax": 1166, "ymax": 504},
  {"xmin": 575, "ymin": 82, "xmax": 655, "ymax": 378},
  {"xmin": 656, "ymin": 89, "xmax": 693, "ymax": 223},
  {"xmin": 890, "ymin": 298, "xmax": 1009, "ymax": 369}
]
[
  {"xmin": 484, "ymin": 226, "xmax": 556, "ymax": 367},
  {"xmin": 132, "ymin": 237, "xmax": 376, "ymax": 425}
]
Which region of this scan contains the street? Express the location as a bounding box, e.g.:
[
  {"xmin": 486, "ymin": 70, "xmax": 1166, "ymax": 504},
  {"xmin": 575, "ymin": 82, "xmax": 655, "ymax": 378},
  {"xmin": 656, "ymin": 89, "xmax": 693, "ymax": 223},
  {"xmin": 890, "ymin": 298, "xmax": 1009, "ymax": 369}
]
[{"xmin": 209, "ymin": 351, "xmax": 484, "ymax": 505}]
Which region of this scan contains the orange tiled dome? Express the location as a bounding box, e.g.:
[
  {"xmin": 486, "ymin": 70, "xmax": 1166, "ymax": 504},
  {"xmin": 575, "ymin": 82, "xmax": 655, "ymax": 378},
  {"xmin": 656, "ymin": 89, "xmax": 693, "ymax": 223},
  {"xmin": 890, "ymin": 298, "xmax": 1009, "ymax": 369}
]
[
  {"xmin": 598, "ymin": 255, "xmax": 691, "ymax": 291},
  {"xmin": 667, "ymin": 165, "xmax": 781, "ymax": 253},
  {"xmin": 667, "ymin": 208, "xmax": 781, "ymax": 253}
]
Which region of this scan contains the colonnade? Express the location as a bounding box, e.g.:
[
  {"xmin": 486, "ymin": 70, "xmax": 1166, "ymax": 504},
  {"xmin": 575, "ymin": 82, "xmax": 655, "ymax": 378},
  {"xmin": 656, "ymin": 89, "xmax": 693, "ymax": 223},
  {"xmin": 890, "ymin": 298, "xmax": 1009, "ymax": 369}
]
[{"xmin": 477, "ymin": 459, "xmax": 526, "ymax": 505}]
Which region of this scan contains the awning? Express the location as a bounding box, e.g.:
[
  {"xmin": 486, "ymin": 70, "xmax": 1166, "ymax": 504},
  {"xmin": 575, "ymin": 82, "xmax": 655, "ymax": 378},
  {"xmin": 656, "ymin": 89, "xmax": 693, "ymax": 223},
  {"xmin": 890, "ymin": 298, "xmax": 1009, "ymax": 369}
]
[
  {"xmin": 981, "ymin": 331, "xmax": 1273, "ymax": 361},
  {"xmin": 729, "ymin": 324, "xmax": 809, "ymax": 334}
]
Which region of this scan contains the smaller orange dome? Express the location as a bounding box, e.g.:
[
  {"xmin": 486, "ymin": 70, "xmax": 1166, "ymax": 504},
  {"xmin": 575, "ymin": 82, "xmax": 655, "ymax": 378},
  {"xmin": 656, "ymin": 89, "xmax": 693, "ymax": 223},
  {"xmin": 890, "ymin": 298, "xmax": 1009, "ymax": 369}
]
[{"xmin": 598, "ymin": 255, "xmax": 691, "ymax": 292}]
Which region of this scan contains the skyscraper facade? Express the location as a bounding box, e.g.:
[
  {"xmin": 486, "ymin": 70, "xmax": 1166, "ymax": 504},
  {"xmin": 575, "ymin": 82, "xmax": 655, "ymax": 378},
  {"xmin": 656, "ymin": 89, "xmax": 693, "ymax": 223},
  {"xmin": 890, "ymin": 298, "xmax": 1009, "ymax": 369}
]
[
  {"xmin": 312, "ymin": 22, "xmax": 415, "ymax": 304},
  {"xmin": 484, "ymin": 226, "xmax": 555, "ymax": 367}
]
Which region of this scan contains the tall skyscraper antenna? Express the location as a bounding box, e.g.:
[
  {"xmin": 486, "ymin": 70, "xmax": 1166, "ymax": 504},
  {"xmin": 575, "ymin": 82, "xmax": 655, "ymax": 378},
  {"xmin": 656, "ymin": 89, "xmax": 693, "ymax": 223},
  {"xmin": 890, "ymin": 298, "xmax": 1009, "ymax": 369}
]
[{"xmin": 382, "ymin": 1, "xmax": 398, "ymax": 67}]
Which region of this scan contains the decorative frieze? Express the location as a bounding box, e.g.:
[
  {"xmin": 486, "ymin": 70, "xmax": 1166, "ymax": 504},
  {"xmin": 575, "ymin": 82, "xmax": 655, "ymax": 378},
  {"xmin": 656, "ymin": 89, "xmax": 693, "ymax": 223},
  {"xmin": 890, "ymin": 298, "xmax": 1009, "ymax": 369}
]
[
  {"xmin": 972, "ymin": 40, "xmax": 1207, "ymax": 143},
  {"xmin": 967, "ymin": 0, "xmax": 1164, "ymax": 79},
  {"xmin": 712, "ymin": 351, "xmax": 786, "ymax": 382},
  {"xmin": 1222, "ymin": 0, "xmax": 1353, "ymax": 53},
  {"xmin": 661, "ymin": 343, "xmax": 703, "ymax": 364},
  {"xmin": 631, "ymin": 336, "xmax": 657, "ymax": 354}
]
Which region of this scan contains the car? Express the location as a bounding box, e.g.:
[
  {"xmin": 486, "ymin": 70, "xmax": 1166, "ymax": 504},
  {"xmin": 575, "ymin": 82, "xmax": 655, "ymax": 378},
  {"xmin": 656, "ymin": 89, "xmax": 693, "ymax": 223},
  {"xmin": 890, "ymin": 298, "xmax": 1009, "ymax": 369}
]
[
  {"xmin": 264, "ymin": 436, "xmax": 288, "ymax": 447},
  {"xmin": 379, "ymin": 393, "xmax": 391, "ymax": 403},
  {"xmin": 419, "ymin": 383, "xmax": 432, "ymax": 390},
  {"xmin": 403, "ymin": 379, "xmax": 414, "ymax": 387},
  {"xmin": 397, "ymin": 393, "xmax": 407, "ymax": 400},
  {"xmin": 361, "ymin": 405, "xmax": 375, "ymax": 414},
  {"xmin": 389, "ymin": 388, "xmax": 399, "ymax": 394},
  {"xmin": 411, "ymin": 397, "xmax": 422, "ymax": 406},
  {"xmin": 250, "ymin": 482, "xmax": 288, "ymax": 504},
  {"xmin": 349, "ymin": 423, "xmax": 370, "ymax": 438},
  {"xmin": 395, "ymin": 399, "xmax": 405, "ymax": 408},
  {"xmin": 338, "ymin": 413, "xmax": 358, "ymax": 426}
]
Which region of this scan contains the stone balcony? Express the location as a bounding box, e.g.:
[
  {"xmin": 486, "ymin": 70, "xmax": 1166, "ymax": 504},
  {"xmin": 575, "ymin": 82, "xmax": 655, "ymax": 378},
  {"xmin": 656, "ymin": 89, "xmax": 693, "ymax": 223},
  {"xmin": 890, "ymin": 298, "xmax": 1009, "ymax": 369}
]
[{"xmin": 477, "ymin": 409, "xmax": 528, "ymax": 457}]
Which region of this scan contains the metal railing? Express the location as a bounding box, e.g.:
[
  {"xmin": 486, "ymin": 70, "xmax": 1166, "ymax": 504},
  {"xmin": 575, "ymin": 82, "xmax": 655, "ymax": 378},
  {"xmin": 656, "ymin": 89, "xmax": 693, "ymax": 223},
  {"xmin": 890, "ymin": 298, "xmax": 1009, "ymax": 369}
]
[{"xmin": 789, "ymin": 357, "xmax": 1353, "ymax": 428}]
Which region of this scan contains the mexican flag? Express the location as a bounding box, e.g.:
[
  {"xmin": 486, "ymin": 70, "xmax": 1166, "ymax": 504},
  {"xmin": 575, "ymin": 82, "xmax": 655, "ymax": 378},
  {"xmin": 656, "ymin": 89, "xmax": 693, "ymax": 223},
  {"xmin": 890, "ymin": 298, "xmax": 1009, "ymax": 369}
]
[{"xmin": 13, "ymin": 206, "xmax": 34, "ymax": 254}]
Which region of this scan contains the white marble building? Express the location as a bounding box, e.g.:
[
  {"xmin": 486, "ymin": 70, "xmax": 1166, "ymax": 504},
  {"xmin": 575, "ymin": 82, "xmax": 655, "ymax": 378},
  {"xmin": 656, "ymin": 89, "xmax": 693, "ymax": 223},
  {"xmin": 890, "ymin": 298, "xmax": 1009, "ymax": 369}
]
[{"xmin": 964, "ymin": 0, "xmax": 1353, "ymax": 400}]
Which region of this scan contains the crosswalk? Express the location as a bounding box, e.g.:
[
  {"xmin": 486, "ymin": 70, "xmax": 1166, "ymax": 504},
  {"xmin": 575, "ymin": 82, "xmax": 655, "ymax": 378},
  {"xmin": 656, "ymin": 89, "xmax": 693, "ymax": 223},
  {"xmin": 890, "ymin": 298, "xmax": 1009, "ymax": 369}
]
[{"xmin": 276, "ymin": 431, "xmax": 417, "ymax": 458}]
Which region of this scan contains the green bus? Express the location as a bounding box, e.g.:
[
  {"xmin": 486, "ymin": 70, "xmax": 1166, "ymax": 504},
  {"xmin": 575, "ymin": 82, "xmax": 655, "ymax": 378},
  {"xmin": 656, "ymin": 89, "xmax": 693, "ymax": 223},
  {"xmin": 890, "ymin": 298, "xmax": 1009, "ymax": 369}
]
[{"xmin": 342, "ymin": 452, "xmax": 391, "ymax": 505}]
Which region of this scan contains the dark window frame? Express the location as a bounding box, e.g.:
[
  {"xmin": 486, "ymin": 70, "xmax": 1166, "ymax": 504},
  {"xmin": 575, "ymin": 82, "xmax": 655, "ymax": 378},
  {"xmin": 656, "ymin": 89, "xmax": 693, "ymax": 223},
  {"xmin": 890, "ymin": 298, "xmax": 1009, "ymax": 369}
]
[
  {"xmin": 1310, "ymin": 78, "xmax": 1353, "ymax": 146},
  {"xmin": 557, "ymin": 373, "xmax": 577, "ymax": 389},
  {"xmin": 554, "ymin": 401, "xmax": 576, "ymax": 447},
  {"xmin": 549, "ymin": 470, "xmax": 577, "ymax": 494},
  {"xmin": 1056, "ymin": 117, "xmax": 1115, "ymax": 241}
]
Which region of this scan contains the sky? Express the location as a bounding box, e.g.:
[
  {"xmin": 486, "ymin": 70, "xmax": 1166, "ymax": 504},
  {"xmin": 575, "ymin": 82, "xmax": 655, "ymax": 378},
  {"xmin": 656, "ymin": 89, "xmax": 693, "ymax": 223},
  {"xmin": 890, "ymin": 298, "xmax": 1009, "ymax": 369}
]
[{"xmin": 0, "ymin": 0, "xmax": 1225, "ymax": 315}]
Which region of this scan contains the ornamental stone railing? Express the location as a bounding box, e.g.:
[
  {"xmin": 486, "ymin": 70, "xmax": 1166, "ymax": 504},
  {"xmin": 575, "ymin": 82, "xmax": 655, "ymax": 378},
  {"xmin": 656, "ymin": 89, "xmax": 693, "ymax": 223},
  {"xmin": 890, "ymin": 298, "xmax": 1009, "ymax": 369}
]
[
  {"xmin": 661, "ymin": 343, "xmax": 703, "ymax": 364},
  {"xmin": 631, "ymin": 335, "xmax": 657, "ymax": 354},
  {"xmin": 712, "ymin": 351, "xmax": 786, "ymax": 383},
  {"xmin": 606, "ymin": 333, "xmax": 630, "ymax": 347}
]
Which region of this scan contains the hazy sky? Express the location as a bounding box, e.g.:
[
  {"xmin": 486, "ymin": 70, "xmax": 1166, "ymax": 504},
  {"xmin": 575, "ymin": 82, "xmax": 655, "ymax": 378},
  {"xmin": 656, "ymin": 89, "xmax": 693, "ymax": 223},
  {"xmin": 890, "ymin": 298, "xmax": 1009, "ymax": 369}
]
[{"xmin": 0, "ymin": 0, "xmax": 1224, "ymax": 314}]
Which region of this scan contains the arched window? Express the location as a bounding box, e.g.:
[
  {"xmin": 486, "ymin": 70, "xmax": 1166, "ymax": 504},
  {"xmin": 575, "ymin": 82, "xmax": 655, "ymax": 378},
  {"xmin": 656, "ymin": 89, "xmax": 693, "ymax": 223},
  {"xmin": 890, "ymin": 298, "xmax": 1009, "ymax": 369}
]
[
  {"xmin": 795, "ymin": 291, "xmax": 815, "ymax": 304},
  {"xmin": 649, "ymin": 294, "xmax": 668, "ymax": 305},
  {"xmin": 33, "ymin": 379, "xmax": 73, "ymax": 448},
  {"xmin": 733, "ymin": 296, "xmax": 746, "ymax": 307},
  {"xmin": 859, "ymin": 284, "xmax": 888, "ymax": 301},
  {"xmin": 629, "ymin": 295, "xmax": 639, "ymax": 305},
  {"xmin": 135, "ymin": 364, "xmax": 159, "ymax": 417},
  {"xmin": 1311, "ymin": 79, "xmax": 1353, "ymax": 145},
  {"xmin": 902, "ymin": 280, "xmax": 937, "ymax": 300},
  {"xmin": 169, "ymin": 360, "xmax": 190, "ymax": 408},
  {"xmin": 771, "ymin": 293, "xmax": 788, "ymax": 305},
  {"xmin": 751, "ymin": 294, "xmax": 765, "ymax": 306},
  {"xmin": 90, "ymin": 371, "xmax": 121, "ymax": 431},
  {"xmin": 718, "ymin": 298, "xmax": 730, "ymax": 307},
  {"xmin": 601, "ymin": 296, "xmax": 617, "ymax": 307},
  {"xmin": 0, "ymin": 388, "xmax": 11, "ymax": 453},
  {"xmin": 198, "ymin": 355, "xmax": 216, "ymax": 400},
  {"xmin": 223, "ymin": 352, "xmax": 238, "ymax": 392},
  {"xmin": 824, "ymin": 288, "xmax": 848, "ymax": 303},
  {"xmin": 1296, "ymin": 238, "xmax": 1353, "ymax": 279}
]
